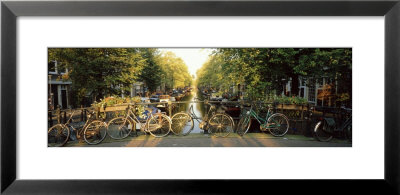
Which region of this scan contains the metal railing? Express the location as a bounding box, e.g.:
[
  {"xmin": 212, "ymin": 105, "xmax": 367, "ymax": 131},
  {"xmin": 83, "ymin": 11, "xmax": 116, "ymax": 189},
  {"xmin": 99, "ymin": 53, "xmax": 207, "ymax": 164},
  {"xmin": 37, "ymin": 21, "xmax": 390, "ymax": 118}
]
[
  {"xmin": 48, "ymin": 100, "xmax": 350, "ymax": 136},
  {"xmin": 49, "ymin": 100, "xmax": 314, "ymax": 123}
]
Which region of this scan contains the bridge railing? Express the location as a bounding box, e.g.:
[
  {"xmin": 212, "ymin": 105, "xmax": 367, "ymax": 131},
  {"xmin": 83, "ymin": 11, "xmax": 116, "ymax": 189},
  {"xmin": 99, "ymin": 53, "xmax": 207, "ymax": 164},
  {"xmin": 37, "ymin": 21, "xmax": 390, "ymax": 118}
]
[{"xmin": 48, "ymin": 100, "xmax": 321, "ymax": 135}]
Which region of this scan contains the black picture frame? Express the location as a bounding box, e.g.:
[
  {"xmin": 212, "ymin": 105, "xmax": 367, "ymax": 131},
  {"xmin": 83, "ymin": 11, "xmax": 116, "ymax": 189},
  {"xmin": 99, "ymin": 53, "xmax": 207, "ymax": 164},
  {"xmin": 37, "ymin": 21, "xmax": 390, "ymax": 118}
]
[{"xmin": 1, "ymin": 0, "xmax": 399, "ymax": 194}]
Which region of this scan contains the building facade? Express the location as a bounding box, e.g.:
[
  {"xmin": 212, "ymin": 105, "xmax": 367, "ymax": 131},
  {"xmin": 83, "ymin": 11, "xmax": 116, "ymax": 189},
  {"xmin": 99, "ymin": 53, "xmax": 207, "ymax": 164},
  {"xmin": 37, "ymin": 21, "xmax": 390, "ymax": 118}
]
[
  {"xmin": 48, "ymin": 61, "xmax": 71, "ymax": 110},
  {"xmin": 285, "ymin": 77, "xmax": 342, "ymax": 107},
  {"xmin": 131, "ymin": 82, "xmax": 147, "ymax": 97}
]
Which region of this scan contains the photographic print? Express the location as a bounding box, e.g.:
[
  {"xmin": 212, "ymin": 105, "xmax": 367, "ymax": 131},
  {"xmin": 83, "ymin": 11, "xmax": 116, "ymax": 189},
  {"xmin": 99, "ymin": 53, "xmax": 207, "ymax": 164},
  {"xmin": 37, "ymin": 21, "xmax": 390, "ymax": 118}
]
[{"xmin": 47, "ymin": 48, "xmax": 352, "ymax": 147}]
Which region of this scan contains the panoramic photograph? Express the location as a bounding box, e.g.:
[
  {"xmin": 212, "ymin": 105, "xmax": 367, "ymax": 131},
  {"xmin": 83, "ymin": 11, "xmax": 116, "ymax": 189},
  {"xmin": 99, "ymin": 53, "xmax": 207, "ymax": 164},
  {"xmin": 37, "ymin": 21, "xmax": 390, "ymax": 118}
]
[{"xmin": 48, "ymin": 48, "xmax": 352, "ymax": 147}]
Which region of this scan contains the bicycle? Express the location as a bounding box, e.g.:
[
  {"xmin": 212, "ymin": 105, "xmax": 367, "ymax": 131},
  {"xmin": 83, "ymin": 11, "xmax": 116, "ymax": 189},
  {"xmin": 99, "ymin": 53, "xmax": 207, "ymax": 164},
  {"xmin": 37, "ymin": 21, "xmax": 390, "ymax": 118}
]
[
  {"xmin": 170, "ymin": 101, "xmax": 234, "ymax": 137},
  {"xmin": 107, "ymin": 104, "xmax": 171, "ymax": 138},
  {"xmin": 236, "ymin": 102, "xmax": 289, "ymax": 136},
  {"xmin": 314, "ymin": 107, "xmax": 352, "ymax": 142},
  {"xmin": 48, "ymin": 109, "xmax": 108, "ymax": 147}
]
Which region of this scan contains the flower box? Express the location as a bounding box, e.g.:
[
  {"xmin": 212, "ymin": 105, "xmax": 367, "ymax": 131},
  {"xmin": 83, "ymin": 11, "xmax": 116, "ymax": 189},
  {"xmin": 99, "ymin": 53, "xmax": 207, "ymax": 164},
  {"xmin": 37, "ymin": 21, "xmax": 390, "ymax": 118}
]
[
  {"xmin": 279, "ymin": 104, "xmax": 309, "ymax": 111},
  {"xmin": 98, "ymin": 105, "xmax": 128, "ymax": 112}
]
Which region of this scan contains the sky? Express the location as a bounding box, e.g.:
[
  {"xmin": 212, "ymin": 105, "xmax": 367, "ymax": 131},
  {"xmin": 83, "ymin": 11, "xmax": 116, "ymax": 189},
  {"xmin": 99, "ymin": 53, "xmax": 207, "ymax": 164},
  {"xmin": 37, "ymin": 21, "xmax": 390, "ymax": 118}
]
[{"xmin": 158, "ymin": 48, "xmax": 214, "ymax": 78}]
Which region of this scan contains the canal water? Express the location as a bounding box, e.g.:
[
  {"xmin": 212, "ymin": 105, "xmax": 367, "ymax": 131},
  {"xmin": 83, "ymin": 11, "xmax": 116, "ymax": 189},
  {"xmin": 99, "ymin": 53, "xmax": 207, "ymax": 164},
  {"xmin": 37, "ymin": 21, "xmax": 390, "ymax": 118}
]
[{"xmin": 173, "ymin": 89, "xmax": 208, "ymax": 134}]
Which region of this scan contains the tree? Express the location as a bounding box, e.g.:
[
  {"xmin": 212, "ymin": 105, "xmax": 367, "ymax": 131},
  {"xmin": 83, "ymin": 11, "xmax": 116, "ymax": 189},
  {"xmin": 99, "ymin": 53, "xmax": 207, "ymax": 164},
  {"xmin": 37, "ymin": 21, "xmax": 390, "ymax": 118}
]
[
  {"xmin": 159, "ymin": 51, "xmax": 193, "ymax": 89},
  {"xmin": 137, "ymin": 48, "xmax": 163, "ymax": 93},
  {"xmin": 48, "ymin": 48, "xmax": 145, "ymax": 106},
  {"xmin": 197, "ymin": 48, "xmax": 352, "ymax": 104}
]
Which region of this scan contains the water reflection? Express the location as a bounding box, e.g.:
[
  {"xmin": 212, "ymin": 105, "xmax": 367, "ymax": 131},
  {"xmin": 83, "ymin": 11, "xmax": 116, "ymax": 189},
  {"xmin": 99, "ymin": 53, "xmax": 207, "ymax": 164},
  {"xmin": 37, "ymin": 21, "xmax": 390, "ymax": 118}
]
[{"xmin": 173, "ymin": 89, "xmax": 208, "ymax": 133}]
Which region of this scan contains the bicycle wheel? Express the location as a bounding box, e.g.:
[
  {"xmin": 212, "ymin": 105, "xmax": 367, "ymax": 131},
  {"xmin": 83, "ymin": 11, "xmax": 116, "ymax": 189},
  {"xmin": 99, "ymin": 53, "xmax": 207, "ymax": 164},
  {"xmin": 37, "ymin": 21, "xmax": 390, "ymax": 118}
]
[
  {"xmin": 208, "ymin": 114, "xmax": 234, "ymax": 137},
  {"xmin": 107, "ymin": 117, "xmax": 133, "ymax": 140},
  {"xmin": 266, "ymin": 113, "xmax": 289, "ymax": 137},
  {"xmin": 314, "ymin": 120, "xmax": 333, "ymax": 142},
  {"xmin": 236, "ymin": 115, "xmax": 251, "ymax": 136},
  {"xmin": 147, "ymin": 114, "xmax": 171, "ymax": 138},
  {"xmin": 171, "ymin": 112, "xmax": 194, "ymax": 136},
  {"xmin": 48, "ymin": 124, "xmax": 70, "ymax": 147},
  {"xmin": 83, "ymin": 120, "xmax": 108, "ymax": 145}
]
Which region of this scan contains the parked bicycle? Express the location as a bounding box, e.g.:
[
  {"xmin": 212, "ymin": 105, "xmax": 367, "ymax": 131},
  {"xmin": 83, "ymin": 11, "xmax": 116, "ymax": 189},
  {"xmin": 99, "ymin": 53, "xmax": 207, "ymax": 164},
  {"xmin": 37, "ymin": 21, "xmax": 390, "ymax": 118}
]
[
  {"xmin": 314, "ymin": 107, "xmax": 352, "ymax": 142},
  {"xmin": 170, "ymin": 100, "xmax": 234, "ymax": 137},
  {"xmin": 236, "ymin": 102, "xmax": 289, "ymax": 136},
  {"xmin": 107, "ymin": 104, "xmax": 171, "ymax": 138},
  {"xmin": 48, "ymin": 109, "xmax": 108, "ymax": 147}
]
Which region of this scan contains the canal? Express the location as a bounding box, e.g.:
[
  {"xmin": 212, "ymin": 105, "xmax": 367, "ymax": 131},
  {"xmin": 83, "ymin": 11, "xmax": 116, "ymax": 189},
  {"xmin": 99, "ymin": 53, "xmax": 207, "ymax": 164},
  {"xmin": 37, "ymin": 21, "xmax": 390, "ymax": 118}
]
[{"xmin": 173, "ymin": 88, "xmax": 208, "ymax": 134}]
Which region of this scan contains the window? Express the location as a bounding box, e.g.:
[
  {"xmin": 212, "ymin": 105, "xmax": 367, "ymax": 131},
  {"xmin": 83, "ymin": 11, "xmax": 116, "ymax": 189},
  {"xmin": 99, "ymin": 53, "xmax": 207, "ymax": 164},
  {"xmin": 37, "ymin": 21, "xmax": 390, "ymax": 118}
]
[
  {"xmin": 58, "ymin": 62, "xmax": 66, "ymax": 74},
  {"xmin": 300, "ymin": 77, "xmax": 307, "ymax": 86},
  {"xmin": 48, "ymin": 61, "xmax": 67, "ymax": 74},
  {"xmin": 308, "ymin": 79, "xmax": 316, "ymax": 103}
]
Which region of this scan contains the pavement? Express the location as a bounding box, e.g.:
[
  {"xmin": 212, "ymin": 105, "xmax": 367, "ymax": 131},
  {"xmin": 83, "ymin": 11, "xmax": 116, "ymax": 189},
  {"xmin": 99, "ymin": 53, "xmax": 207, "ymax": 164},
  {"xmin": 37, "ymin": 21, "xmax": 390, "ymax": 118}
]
[{"xmin": 64, "ymin": 133, "xmax": 352, "ymax": 147}]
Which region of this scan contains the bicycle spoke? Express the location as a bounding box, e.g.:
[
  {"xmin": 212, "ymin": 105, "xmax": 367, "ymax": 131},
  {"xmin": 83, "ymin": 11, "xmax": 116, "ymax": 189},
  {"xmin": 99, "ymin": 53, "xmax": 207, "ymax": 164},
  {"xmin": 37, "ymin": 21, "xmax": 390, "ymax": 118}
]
[
  {"xmin": 147, "ymin": 115, "xmax": 170, "ymax": 137},
  {"xmin": 171, "ymin": 113, "xmax": 193, "ymax": 135},
  {"xmin": 48, "ymin": 124, "xmax": 69, "ymax": 147},
  {"xmin": 107, "ymin": 117, "xmax": 132, "ymax": 140},
  {"xmin": 84, "ymin": 121, "xmax": 107, "ymax": 145},
  {"xmin": 267, "ymin": 114, "xmax": 289, "ymax": 137},
  {"xmin": 209, "ymin": 114, "xmax": 232, "ymax": 137}
]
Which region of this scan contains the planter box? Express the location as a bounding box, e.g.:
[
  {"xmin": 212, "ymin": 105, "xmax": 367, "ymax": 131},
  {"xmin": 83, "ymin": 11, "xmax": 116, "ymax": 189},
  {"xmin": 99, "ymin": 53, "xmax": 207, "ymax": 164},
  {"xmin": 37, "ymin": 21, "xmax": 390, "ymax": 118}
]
[
  {"xmin": 98, "ymin": 105, "xmax": 128, "ymax": 112},
  {"xmin": 279, "ymin": 104, "xmax": 308, "ymax": 111}
]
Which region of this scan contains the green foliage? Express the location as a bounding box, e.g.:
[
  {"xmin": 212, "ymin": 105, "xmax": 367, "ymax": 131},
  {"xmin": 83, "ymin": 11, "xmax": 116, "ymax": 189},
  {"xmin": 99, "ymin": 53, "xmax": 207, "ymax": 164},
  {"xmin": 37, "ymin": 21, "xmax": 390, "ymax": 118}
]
[
  {"xmin": 336, "ymin": 93, "xmax": 350, "ymax": 102},
  {"xmin": 91, "ymin": 96, "xmax": 141, "ymax": 107},
  {"xmin": 196, "ymin": 55, "xmax": 227, "ymax": 92},
  {"xmin": 159, "ymin": 52, "xmax": 193, "ymax": 90},
  {"xmin": 48, "ymin": 48, "xmax": 193, "ymax": 107},
  {"xmin": 48, "ymin": 48, "xmax": 146, "ymax": 105},
  {"xmin": 138, "ymin": 48, "xmax": 162, "ymax": 93},
  {"xmin": 91, "ymin": 96, "xmax": 144, "ymax": 116},
  {"xmin": 196, "ymin": 48, "xmax": 352, "ymax": 104},
  {"xmin": 270, "ymin": 96, "xmax": 308, "ymax": 105},
  {"xmin": 214, "ymin": 91, "xmax": 224, "ymax": 97}
]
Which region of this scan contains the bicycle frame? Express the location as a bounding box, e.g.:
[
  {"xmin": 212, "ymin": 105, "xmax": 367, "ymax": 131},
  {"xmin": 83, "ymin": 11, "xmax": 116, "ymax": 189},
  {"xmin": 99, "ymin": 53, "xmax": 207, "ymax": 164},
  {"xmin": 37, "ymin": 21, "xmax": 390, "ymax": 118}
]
[
  {"xmin": 314, "ymin": 109, "xmax": 352, "ymax": 142},
  {"xmin": 120, "ymin": 106, "xmax": 153, "ymax": 132},
  {"xmin": 320, "ymin": 110, "xmax": 352, "ymax": 133},
  {"xmin": 62, "ymin": 110, "xmax": 76, "ymax": 128},
  {"xmin": 120, "ymin": 105, "xmax": 169, "ymax": 132},
  {"xmin": 188, "ymin": 104, "xmax": 215, "ymax": 123},
  {"xmin": 245, "ymin": 105, "xmax": 273, "ymax": 123},
  {"xmin": 243, "ymin": 104, "xmax": 285, "ymax": 130},
  {"xmin": 188, "ymin": 103, "xmax": 217, "ymax": 130},
  {"xmin": 188, "ymin": 105, "xmax": 198, "ymax": 120},
  {"xmin": 333, "ymin": 114, "xmax": 352, "ymax": 132},
  {"xmin": 67, "ymin": 109, "xmax": 96, "ymax": 138},
  {"xmin": 341, "ymin": 116, "xmax": 352, "ymax": 130}
]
